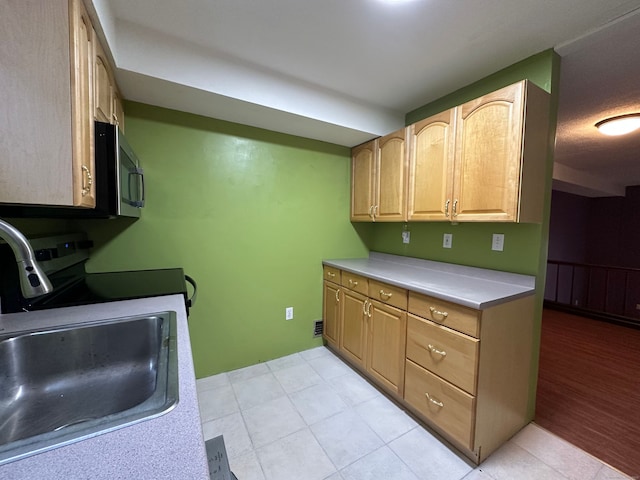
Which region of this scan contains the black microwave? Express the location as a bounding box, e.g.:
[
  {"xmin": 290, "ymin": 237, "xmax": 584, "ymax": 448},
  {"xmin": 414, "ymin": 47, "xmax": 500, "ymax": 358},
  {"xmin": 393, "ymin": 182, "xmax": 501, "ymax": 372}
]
[{"xmin": 94, "ymin": 121, "xmax": 144, "ymax": 218}]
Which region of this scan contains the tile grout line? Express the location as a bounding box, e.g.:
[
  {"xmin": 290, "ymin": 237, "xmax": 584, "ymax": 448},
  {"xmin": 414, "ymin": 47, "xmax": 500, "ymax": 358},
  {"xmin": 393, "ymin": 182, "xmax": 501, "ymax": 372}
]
[{"xmin": 515, "ymin": 423, "xmax": 633, "ymax": 480}]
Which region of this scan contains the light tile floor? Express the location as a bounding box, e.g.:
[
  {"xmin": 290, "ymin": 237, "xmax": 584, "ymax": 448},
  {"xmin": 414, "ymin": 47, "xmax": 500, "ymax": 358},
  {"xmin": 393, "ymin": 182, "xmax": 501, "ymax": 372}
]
[{"xmin": 197, "ymin": 346, "xmax": 634, "ymax": 480}]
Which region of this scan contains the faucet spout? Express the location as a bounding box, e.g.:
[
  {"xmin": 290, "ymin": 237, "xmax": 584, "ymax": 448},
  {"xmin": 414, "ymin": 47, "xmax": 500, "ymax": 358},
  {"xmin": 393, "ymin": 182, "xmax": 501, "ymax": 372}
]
[{"xmin": 0, "ymin": 219, "xmax": 53, "ymax": 298}]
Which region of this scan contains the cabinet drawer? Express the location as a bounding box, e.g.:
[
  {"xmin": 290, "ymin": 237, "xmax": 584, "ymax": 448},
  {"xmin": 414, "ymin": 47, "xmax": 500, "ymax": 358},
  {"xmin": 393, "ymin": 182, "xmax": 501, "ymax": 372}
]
[
  {"xmin": 342, "ymin": 271, "xmax": 368, "ymax": 295},
  {"xmin": 407, "ymin": 314, "xmax": 479, "ymax": 394},
  {"xmin": 408, "ymin": 292, "xmax": 480, "ymax": 338},
  {"xmin": 369, "ymin": 280, "xmax": 408, "ymax": 310},
  {"xmin": 404, "ymin": 359, "xmax": 475, "ymax": 449},
  {"xmin": 323, "ymin": 266, "xmax": 341, "ymax": 284}
]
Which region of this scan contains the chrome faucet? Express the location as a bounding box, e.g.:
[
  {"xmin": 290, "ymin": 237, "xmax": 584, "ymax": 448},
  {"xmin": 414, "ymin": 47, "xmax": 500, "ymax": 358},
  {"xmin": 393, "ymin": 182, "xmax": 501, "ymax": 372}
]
[{"xmin": 0, "ymin": 219, "xmax": 53, "ymax": 298}]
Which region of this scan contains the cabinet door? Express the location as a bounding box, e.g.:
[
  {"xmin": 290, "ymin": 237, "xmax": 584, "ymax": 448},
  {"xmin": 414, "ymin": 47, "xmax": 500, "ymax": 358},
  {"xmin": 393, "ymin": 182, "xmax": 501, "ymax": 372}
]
[
  {"xmin": 408, "ymin": 110, "xmax": 455, "ymax": 221},
  {"xmin": 322, "ymin": 281, "xmax": 341, "ymax": 348},
  {"xmin": 113, "ymin": 88, "xmax": 125, "ymax": 132},
  {"xmin": 350, "ymin": 140, "xmax": 376, "ymax": 221},
  {"xmin": 375, "ymin": 128, "xmax": 408, "ymax": 221},
  {"xmin": 452, "ymin": 82, "xmax": 525, "ymax": 222},
  {"xmin": 340, "ymin": 289, "xmax": 368, "ymax": 367},
  {"xmin": 0, "ymin": 0, "xmax": 74, "ymax": 206},
  {"xmin": 94, "ymin": 35, "xmax": 114, "ymax": 123},
  {"xmin": 367, "ymin": 300, "xmax": 406, "ymax": 396},
  {"xmin": 69, "ymin": 0, "xmax": 96, "ymax": 208}
]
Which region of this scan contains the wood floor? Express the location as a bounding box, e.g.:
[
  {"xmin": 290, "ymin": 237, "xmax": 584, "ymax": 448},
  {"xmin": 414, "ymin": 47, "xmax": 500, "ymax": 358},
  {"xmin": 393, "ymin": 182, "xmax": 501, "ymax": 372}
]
[{"xmin": 536, "ymin": 308, "xmax": 640, "ymax": 478}]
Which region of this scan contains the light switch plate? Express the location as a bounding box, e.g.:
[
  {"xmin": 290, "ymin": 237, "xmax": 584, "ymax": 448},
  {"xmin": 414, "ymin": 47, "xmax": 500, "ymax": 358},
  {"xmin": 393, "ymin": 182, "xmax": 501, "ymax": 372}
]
[
  {"xmin": 402, "ymin": 231, "xmax": 410, "ymax": 244},
  {"xmin": 443, "ymin": 233, "xmax": 452, "ymax": 249},
  {"xmin": 492, "ymin": 234, "xmax": 505, "ymax": 251},
  {"xmin": 285, "ymin": 307, "xmax": 293, "ymax": 320}
]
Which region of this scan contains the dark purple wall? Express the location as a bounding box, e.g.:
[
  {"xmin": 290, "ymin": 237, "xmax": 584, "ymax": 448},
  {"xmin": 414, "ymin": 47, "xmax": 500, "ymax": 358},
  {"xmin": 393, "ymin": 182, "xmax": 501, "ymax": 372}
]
[
  {"xmin": 586, "ymin": 186, "xmax": 640, "ymax": 268},
  {"xmin": 547, "ymin": 186, "xmax": 640, "ymax": 318},
  {"xmin": 547, "ymin": 190, "xmax": 590, "ymax": 263},
  {"xmin": 619, "ymin": 186, "xmax": 640, "ymax": 269},
  {"xmin": 549, "ymin": 186, "xmax": 640, "ymax": 267}
]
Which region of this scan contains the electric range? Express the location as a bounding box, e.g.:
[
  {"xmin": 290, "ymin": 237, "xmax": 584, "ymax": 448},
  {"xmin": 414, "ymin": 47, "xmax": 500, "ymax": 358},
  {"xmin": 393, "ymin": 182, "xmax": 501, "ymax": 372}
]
[{"xmin": 0, "ymin": 233, "xmax": 195, "ymax": 316}]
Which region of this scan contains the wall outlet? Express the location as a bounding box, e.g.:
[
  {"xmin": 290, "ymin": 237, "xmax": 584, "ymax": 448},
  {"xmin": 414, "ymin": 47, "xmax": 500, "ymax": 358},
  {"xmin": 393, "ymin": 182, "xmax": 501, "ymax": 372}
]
[
  {"xmin": 402, "ymin": 231, "xmax": 411, "ymax": 244},
  {"xmin": 443, "ymin": 233, "xmax": 452, "ymax": 249},
  {"xmin": 492, "ymin": 233, "xmax": 504, "ymax": 252},
  {"xmin": 285, "ymin": 307, "xmax": 293, "ymax": 320}
]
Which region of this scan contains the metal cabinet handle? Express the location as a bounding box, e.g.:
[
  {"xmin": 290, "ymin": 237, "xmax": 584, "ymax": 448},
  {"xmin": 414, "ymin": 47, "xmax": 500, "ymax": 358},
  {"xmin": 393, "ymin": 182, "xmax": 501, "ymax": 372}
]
[
  {"xmin": 349, "ymin": 279, "xmax": 358, "ymax": 287},
  {"xmin": 369, "ymin": 205, "xmax": 375, "ymax": 221},
  {"xmin": 362, "ymin": 300, "xmax": 368, "ymax": 315},
  {"xmin": 445, "ymin": 199, "xmax": 450, "ymax": 217},
  {"xmin": 367, "ymin": 301, "xmax": 372, "ymax": 318},
  {"xmin": 81, "ymin": 165, "xmax": 93, "ymax": 196},
  {"xmin": 427, "ymin": 344, "xmax": 447, "ymax": 357},
  {"xmin": 429, "ymin": 306, "xmax": 449, "ymax": 320},
  {"xmin": 374, "ymin": 205, "xmax": 379, "ymax": 217},
  {"xmin": 452, "ymin": 199, "xmax": 458, "ymax": 217},
  {"xmin": 335, "ymin": 289, "xmax": 340, "ymax": 302},
  {"xmin": 327, "ymin": 271, "xmax": 336, "ymax": 278},
  {"xmin": 425, "ymin": 393, "xmax": 444, "ymax": 408},
  {"xmin": 127, "ymin": 168, "xmax": 145, "ymax": 208},
  {"xmin": 379, "ymin": 289, "xmax": 393, "ymax": 300}
]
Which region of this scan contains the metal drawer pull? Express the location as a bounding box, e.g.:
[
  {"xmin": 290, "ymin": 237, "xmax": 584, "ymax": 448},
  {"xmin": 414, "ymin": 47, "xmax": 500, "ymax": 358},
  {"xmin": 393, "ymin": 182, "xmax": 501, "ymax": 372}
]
[
  {"xmin": 81, "ymin": 165, "xmax": 93, "ymax": 195},
  {"xmin": 349, "ymin": 279, "xmax": 358, "ymax": 287},
  {"xmin": 379, "ymin": 289, "xmax": 393, "ymax": 300},
  {"xmin": 429, "ymin": 306, "xmax": 449, "ymax": 320},
  {"xmin": 428, "ymin": 344, "xmax": 447, "ymax": 357},
  {"xmin": 425, "ymin": 393, "xmax": 444, "ymax": 408},
  {"xmin": 327, "ymin": 272, "xmax": 336, "ymax": 278},
  {"xmin": 335, "ymin": 289, "xmax": 340, "ymax": 302}
]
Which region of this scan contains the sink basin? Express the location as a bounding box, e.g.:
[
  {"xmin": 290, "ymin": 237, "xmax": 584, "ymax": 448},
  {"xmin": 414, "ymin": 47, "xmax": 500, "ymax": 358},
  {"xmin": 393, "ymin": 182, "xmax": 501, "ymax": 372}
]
[{"xmin": 0, "ymin": 311, "xmax": 178, "ymax": 465}]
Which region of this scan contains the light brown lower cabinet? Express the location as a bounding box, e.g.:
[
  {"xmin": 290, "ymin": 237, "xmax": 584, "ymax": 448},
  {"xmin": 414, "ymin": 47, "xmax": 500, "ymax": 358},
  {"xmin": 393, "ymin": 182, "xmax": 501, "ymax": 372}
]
[
  {"xmin": 366, "ymin": 300, "xmax": 406, "ymax": 397},
  {"xmin": 322, "ymin": 265, "xmax": 535, "ymax": 464},
  {"xmin": 404, "ymin": 359, "xmax": 475, "ymax": 448},
  {"xmin": 322, "ymin": 267, "xmax": 406, "ymax": 397},
  {"xmin": 322, "ymin": 280, "xmax": 341, "ymax": 349},
  {"xmin": 340, "ymin": 289, "xmax": 368, "ymax": 368}
]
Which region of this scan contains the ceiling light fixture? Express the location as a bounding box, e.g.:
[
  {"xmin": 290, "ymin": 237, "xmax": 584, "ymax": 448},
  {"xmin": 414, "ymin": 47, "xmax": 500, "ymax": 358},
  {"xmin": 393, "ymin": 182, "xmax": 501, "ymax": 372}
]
[{"xmin": 595, "ymin": 114, "xmax": 640, "ymax": 136}]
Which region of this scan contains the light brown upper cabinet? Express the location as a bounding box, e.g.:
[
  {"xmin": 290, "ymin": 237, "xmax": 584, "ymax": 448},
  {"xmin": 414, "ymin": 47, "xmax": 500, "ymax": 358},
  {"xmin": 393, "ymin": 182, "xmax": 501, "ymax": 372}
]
[
  {"xmin": 113, "ymin": 89, "xmax": 125, "ymax": 132},
  {"xmin": 407, "ymin": 109, "xmax": 456, "ymax": 221},
  {"xmin": 94, "ymin": 33, "xmax": 125, "ymax": 132},
  {"xmin": 351, "ymin": 127, "xmax": 409, "ymax": 222},
  {"xmin": 452, "ymin": 80, "xmax": 549, "ymax": 222},
  {"xmin": 70, "ymin": 0, "xmax": 96, "ymax": 208},
  {"xmin": 0, "ymin": 0, "xmax": 95, "ymax": 207},
  {"xmin": 351, "ymin": 140, "xmax": 376, "ymax": 221},
  {"xmin": 406, "ymin": 80, "xmax": 550, "ymax": 223},
  {"xmin": 94, "ymin": 36, "xmax": 114, "ymax": 124}
]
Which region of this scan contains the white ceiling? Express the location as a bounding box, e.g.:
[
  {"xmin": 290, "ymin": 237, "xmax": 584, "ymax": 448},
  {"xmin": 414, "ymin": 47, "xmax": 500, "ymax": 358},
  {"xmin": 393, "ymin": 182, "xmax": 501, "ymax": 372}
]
[{"xmin": 90, "ymin": 0, "xmax": 640, "ymax": 197}]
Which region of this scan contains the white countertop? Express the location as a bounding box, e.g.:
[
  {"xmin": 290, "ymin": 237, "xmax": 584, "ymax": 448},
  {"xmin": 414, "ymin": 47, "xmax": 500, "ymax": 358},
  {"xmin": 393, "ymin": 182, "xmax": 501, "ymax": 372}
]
[
  {"xmin": 0, "ymin": 295, "xmax": 210, "ymax": 480},
  {"xmin": 323, "ymin": 252, "xmax": 536, "ymax": 309}
]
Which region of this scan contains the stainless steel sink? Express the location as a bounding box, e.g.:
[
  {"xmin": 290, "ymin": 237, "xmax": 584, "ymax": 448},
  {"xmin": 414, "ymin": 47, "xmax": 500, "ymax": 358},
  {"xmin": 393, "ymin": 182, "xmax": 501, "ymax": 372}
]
[{"xmin": 0, "ymin": 312, "xmax": 178, "ymax": 465}]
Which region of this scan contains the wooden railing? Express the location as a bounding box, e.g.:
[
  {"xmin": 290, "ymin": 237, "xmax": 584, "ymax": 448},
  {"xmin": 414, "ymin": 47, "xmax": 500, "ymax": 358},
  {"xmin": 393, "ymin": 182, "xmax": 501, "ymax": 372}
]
[{"xmin": 545, "ymin": 260, "xmax": 640, "ymax": 321}]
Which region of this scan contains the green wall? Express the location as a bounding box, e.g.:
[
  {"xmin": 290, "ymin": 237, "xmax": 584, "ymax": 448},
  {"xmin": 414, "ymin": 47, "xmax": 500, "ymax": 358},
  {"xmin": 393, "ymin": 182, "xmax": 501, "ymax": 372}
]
[
  {"xmin": 80, "ymin": 103, "xmax": 369, "ymax": 377},
  {"xmin": 375, "ymin": 49, "xmax": 561, "ymax": 418}
]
